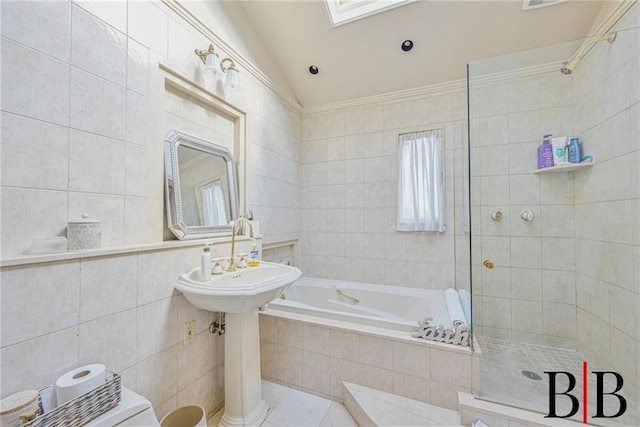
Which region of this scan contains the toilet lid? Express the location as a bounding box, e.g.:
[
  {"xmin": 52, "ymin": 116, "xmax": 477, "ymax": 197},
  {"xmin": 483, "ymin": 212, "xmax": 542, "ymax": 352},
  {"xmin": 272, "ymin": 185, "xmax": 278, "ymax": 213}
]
[{"xmin": 85, "ymin": 386, "xmax": 152, "ymax": 426}]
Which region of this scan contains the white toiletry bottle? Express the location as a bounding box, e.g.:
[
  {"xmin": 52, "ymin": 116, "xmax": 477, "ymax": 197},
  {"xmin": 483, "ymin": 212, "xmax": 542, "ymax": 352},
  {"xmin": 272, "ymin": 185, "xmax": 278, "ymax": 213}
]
[
  {"xmin": 201, "ymin": 244, "xmax": 211, "ymax": 281},
  {"xmin": 551, "ymin": 136, "xmax": 568, "ymax": 165}
]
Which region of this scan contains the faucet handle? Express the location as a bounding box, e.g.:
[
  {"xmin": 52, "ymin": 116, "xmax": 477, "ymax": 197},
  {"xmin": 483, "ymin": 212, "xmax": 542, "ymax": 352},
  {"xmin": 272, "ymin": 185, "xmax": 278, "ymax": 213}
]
[
  {"xmin": 237, "ymin": 254, "xmax": 247, "ymax": 268},
  {"xmin": 521, "ymin": 210, "xmax": 535, "ymax": 222},
  {"xmin": 212, "ymin": 261, "xmax": 224, "ymax": 275}
]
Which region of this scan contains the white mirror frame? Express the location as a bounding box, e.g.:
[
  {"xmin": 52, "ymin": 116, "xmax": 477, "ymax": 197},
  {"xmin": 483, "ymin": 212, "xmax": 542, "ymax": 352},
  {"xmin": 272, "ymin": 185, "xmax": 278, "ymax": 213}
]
[{"xmin": 165, "ymin": 130, "xmax": 238, "ymax": 240}]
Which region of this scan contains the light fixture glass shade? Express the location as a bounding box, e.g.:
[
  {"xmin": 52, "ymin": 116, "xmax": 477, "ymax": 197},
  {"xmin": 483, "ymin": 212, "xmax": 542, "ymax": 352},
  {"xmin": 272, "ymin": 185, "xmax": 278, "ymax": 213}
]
[
  {"xmin": 203, "ymin": 53, "xmax": 223, "ymax": 79},
  {"xmin": 224, "ymin": 66, "xmax": 241, "ymax": 92}
]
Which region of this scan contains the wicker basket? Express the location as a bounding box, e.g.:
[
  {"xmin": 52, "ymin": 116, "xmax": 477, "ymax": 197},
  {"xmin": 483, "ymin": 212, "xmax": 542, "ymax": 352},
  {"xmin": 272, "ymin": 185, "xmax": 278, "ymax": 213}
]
[{"xmin": 24, "ymin": 370, "xmax": 121, "ymax": 427}]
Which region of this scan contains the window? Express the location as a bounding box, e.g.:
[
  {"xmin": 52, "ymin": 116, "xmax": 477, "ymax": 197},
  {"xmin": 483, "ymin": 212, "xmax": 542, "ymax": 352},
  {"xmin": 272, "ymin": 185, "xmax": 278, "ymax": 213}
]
[
  {"xmin": 397, "ymin": 129, "xmax": 445, "ymax": 232},
  {"xmin": 200, "ymin": 180, "xmax": 228, "ymax": 226}
]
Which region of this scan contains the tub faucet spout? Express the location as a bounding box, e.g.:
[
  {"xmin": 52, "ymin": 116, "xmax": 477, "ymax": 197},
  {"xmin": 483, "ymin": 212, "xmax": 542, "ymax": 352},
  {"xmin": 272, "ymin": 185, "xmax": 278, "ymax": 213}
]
[{"xmin": 227, "ymin": 217, "xmax": 254, "ymax": 272}]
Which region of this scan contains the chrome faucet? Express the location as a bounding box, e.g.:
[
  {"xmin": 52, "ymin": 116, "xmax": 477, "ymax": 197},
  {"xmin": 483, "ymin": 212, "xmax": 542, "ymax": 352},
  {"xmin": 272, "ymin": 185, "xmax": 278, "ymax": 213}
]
[{"xmin": 227, "ymin": 217, "xmax": 254, "ymax": 272}]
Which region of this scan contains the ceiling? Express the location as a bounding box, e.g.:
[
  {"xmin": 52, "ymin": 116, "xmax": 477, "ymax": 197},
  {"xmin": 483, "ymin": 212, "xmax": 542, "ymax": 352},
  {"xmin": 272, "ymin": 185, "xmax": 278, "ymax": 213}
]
[{"xmin": 234, "ymin": 0, "xmax": 605, "ymax": 108}]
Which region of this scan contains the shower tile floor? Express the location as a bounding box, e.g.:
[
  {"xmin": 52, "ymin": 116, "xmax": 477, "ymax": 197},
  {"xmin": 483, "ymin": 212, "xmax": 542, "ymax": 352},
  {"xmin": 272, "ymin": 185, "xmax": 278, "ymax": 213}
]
[
  {"xmin": 476, "ymin": 336, "xmax": 638, "ymax": 427},
  {"xmin": 207, "ymin": 380, "xmax": 357, "ymax": 427}
]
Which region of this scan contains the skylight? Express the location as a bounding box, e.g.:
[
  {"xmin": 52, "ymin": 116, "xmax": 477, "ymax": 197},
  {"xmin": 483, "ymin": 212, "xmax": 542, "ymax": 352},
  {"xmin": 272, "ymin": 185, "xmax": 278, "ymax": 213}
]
[
  {"xmin": 324, "ymin": 0, "xmax": 417, "ymax": 27},
  {"xmin": 522, "ymin": 0, "xmax": 566, "ymax": 11}
]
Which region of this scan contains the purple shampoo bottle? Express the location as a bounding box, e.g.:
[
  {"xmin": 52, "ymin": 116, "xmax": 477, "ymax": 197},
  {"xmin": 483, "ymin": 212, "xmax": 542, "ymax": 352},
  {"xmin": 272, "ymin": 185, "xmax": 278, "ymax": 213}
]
[{"xmin": 537, "ymin": 134, "xmax": 554, "ymax": 169}]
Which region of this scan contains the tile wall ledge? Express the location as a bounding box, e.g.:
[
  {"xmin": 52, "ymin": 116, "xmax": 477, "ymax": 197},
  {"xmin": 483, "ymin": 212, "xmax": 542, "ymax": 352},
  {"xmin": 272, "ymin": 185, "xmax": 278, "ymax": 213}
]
[
  {"xmin": 262, "ymin": 238, "xmax": 298, "ymax": 250},
  {"xmin": 0, "ymin": 235, "xmax": 262, "ymax": 268}
]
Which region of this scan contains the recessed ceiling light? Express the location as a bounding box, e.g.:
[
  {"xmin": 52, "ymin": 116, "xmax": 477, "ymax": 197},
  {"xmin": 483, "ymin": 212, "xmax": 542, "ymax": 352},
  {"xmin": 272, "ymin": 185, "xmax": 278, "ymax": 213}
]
[
  {"xmin": 401, "ymin": 40, "xmax": 413, "ymax": 52},
  {"xmin": 309, "ymin": 65, "xmax": 319, "ymax": 75}
]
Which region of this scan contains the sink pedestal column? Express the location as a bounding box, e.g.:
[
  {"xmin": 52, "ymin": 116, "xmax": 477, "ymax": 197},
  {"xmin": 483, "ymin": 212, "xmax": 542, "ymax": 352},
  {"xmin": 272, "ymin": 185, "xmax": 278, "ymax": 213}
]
[{"xmin": 219, "ymin": 310, "xmax": 269, "ymax": 427}]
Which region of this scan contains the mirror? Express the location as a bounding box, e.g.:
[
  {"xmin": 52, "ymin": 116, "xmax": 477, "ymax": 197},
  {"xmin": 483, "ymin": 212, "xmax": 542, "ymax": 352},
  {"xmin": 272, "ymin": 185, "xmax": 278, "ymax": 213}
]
[{"xmin": 165, "ymin": 130, "xmax": 238, "ymax": 239}]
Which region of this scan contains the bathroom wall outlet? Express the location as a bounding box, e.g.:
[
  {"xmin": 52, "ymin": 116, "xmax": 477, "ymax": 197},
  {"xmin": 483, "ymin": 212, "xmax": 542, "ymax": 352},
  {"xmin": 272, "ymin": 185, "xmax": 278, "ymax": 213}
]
[{"xmin": 184, "ymin": 320, "xmax": 195, "ymax": 345}]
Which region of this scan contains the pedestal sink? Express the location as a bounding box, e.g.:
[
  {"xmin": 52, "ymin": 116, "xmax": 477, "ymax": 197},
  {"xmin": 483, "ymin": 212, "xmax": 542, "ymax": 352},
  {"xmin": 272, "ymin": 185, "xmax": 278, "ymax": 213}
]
[{"xmin": 176, "ymin": 261, "xmax": 302, "ymax": 427}]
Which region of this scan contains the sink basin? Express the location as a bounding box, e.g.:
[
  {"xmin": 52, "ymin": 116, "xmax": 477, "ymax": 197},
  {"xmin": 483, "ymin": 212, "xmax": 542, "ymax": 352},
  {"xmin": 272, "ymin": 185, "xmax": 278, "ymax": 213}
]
[
  {"xmin": 177, "ymin": 260, "xmax": 303, "ymax": 426},
  {"xmin": 177, "ymin": 260, "xmax": 302, "ymax": 426},
  {"xmin": 176, "ymin": 261, "xmax": 302, "ymax": 313}
]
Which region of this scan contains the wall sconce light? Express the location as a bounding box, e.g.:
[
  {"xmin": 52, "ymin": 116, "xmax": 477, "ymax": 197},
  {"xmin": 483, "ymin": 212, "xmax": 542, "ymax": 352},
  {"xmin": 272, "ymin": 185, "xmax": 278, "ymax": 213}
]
[{"xmin": 194, "ymin": 44, "xmax": 241, "ymax": 92}]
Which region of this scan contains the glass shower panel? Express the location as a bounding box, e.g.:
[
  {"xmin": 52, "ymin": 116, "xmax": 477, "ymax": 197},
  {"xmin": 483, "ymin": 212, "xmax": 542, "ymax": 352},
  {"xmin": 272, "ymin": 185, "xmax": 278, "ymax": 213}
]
[{"xmin": 467, "ymin": 24, "xmax": 639, "ymax": 426}]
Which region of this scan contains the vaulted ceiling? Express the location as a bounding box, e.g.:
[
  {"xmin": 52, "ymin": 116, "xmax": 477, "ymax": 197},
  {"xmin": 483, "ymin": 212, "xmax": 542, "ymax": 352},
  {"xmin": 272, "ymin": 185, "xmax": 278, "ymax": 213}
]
[{"xmin": 233, "ymin": 0, "xmax": 605, "ymax": 108}]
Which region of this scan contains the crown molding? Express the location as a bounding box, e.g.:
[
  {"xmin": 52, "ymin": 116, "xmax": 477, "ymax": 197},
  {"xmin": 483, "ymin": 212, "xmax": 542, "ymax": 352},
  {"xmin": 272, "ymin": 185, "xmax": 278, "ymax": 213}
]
[
  {"xmin": 161, "ymin": 0, "xmax": 302, "ymax": 114},
  {"xmin": 468, "ymin": 62, "xmax": 561, "ymax": 87},
  {"xmin": 303, "ymin": 78, "xmax": 466, "ymax": 115},
  {"xmin": 303, "ymin": 60, "xmax": 564, "ymax": 115}
]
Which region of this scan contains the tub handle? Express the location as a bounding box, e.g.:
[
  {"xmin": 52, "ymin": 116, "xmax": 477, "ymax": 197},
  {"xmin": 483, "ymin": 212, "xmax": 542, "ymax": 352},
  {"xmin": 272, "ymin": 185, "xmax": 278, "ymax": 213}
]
[{"xmin": 336, "ymin": 288, "xmax": 360, "ymax": 304}]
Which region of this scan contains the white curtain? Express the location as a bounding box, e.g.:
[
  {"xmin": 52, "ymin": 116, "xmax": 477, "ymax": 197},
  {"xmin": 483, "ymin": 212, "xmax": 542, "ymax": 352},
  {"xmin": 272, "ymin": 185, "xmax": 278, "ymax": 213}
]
[
  {"xmin": 200, "ymin": 180, "xmax": 227, "ymax": 226},
  {"xmin": 397, "ymin": 129, "xmax": 445, "ymax": 232}
]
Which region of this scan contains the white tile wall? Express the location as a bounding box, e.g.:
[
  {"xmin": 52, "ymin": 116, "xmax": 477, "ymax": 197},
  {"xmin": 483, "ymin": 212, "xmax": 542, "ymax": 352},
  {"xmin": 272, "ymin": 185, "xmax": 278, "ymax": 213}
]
[
  {"xmin": 79, "ymin": 255, "xmax": 137, "ymax": 322},
  {"xmin": 1, "ymin": 39, "xmax": 70, "ymax": 126},
  {"xmin": 1, "ymin": 0, "xmax": 301, "ymax": 257},
  {"xmin": 1, "ymin": 0, "xmax": 301, "ymax": 420},
  {"xmin": 1, "ymin": 188, "xmax": 68, "ymax": 255},
  {"xmin": 571, "ymin": 13, "xmax": 640, "ymax": 400},
  {"xmin": 127, "ymin": 38, "xmax": 150, "ymax": 96},
  {"xmin": 0, "ymin": 113, "xmax": 69, "ymax": 191},
  {"xmin": 0, "ymin": 243, "xmax": 231, "ymax": 416},
  {"xmin": 126, "ymin": 90, "xmax": 150, "ymax": 146},
  {"xmin": 71, "ymin": 5, "xmax": 126, "ymax": 86},
  {"xmin": 0, "ymin": 327, "xmax": 80, "ymax": 397},
  {"xmin": 69, "ymin": 68, "xmax": 127, "ymax": 140},
  {"xmin": 79, "ymin": 309, "xmax": 137, "ymax": 372},
  {"xmin": 69, "ymin": 130, "xmax": 126, "ymax": 194},
  {"xmin": 127, "ymin": 0, "xmax": 168, "ymax": 56},
  {"xmin": 1, "ymin": 0, "xmax": 71, "ymax": 62},
  {"xmin": 1, "ymin": 261, "xmax": 80, "ymax": 347},
  {"xmin": 300, "ymin": 93, "xmax": 466, "ymax": 288}
]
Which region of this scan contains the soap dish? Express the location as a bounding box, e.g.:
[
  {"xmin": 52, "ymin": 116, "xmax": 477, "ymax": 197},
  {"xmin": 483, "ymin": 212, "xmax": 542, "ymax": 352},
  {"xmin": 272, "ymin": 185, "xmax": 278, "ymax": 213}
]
[{"xmin": 30, "ymin": 237, "xmax": 67, "ymax": 255}]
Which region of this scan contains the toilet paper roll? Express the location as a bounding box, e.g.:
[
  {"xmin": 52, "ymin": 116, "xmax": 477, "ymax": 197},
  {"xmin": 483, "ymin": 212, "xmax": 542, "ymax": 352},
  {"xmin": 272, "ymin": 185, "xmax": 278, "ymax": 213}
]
[{"xmin": 55, "ymin": 364, "xmax": 106, "ymax": 406}]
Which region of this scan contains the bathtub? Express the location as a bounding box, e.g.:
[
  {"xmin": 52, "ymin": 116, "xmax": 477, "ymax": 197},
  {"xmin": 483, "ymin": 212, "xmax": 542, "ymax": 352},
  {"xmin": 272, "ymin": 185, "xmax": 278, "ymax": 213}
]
[
  {"xmin": 266, "ymin": 276, "xmax": 452, "ymax": 334},
  {"xmin": 260, "ymin": 276, "xmax": 475, "ymax": 407}
]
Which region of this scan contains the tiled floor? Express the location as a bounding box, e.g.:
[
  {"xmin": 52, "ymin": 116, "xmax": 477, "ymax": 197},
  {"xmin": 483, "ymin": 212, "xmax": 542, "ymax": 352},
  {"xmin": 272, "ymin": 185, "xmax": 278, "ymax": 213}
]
[
  {"xmin": 207, "ymin": 381, "xmax": 357, "ymax": 427},
  {"xmin": 476, "ymin": 336, "xmax": 639, "ymax": 426}
]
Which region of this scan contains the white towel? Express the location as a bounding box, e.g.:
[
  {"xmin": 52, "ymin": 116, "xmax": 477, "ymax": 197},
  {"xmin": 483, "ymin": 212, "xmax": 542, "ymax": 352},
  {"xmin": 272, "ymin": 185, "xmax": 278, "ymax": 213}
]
[
  {"xmin": 458, "ymin": 288, "xmax": 471, "ymax": 324},
  {"xmin": 445, "ymin": 288, "xmax": 466, "ymax": 326}
]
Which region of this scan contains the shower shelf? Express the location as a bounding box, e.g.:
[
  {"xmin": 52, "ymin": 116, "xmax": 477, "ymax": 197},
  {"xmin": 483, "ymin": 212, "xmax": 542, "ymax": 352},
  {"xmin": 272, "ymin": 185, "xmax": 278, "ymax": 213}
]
[{"xmin": 533, "ymin": 162, "xmax": 593, "ymax": 174}]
